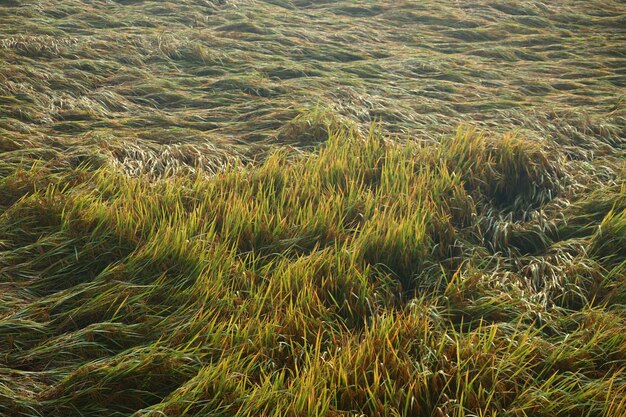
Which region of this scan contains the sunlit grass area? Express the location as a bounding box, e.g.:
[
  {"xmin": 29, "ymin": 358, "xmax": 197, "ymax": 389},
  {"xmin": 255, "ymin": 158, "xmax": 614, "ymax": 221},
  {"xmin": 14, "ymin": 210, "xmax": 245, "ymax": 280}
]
[
  {"xmin": 1, "ymin": 0, "xmax": 625, "ymax": 416},
  {"xmin": 1, "ymin": 127, "xmax": 624, "ymax": 416}
]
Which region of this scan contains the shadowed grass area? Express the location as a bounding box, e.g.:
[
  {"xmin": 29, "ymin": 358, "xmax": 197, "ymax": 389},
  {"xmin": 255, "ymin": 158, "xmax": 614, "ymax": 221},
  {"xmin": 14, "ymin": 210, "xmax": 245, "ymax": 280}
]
[{"xmin": 1, "ymin": 128, "xmax": 625, "ymax": 416}]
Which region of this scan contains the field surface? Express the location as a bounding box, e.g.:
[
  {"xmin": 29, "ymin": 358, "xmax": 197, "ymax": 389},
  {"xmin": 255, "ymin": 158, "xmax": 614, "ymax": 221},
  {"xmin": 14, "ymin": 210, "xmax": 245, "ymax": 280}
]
[{"xmin": 1, "ymin": 1, "xmax": 625, "ymax": 416}]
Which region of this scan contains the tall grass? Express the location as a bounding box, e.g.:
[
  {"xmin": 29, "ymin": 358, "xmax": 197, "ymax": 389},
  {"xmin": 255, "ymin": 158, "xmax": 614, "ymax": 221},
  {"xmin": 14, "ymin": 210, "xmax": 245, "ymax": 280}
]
[{"xmin": 1, "ymin": 127, "xmax": 624, "ymax": 416}]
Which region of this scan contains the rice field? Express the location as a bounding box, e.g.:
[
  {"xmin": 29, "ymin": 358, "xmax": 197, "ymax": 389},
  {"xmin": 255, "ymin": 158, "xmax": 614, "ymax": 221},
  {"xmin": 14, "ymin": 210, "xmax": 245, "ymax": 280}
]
[{"xmin": 0, "ymin": 1, "xmax": 625, "ymax": 416}]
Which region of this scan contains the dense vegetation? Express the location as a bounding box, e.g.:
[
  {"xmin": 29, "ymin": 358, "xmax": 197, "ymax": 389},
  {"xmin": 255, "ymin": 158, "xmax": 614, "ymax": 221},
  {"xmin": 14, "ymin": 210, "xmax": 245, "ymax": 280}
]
[{"xmin": 1, "ymin": 1, "xmax": 625, "ymax": 416}]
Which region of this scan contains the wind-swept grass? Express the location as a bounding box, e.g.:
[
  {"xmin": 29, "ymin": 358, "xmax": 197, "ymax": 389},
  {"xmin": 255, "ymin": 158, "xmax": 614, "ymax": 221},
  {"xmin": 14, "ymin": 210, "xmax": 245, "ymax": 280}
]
[
  {"xmin": 1, "ymin": 0, "xmax": 625, "ymax": 416},
  {"xmin": 1, "ymin": 0, "xmax": 624, "ymax": 157},
  {"xmin": 1, "ymin": 127, "xmax": 625, "ymax": 416}
]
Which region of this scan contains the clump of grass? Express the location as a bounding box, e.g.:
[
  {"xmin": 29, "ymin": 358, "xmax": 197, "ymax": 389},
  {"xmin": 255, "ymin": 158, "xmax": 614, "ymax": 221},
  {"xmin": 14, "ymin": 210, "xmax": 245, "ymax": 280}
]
[
  {"xmin": 39, "ymin": 347, "xmax": 199, "ymax": 415},
  {"xmin": 589, "ymin": 208, "xmax": 626, "ymax": 266},
  {"xmin": 438, "ymin": 127, "xmax": 562, "ymax": 212},
  {"xmin": 274, "ymin": 108, "xmax": 357, "ymax": 147}
]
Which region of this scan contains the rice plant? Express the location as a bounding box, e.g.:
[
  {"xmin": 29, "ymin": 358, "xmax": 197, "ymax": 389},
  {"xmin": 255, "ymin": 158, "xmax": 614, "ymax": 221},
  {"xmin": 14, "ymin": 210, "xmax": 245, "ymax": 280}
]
[{"xmin": 1, "ymin": 0, "xmax": 625, "ymax": 416}]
